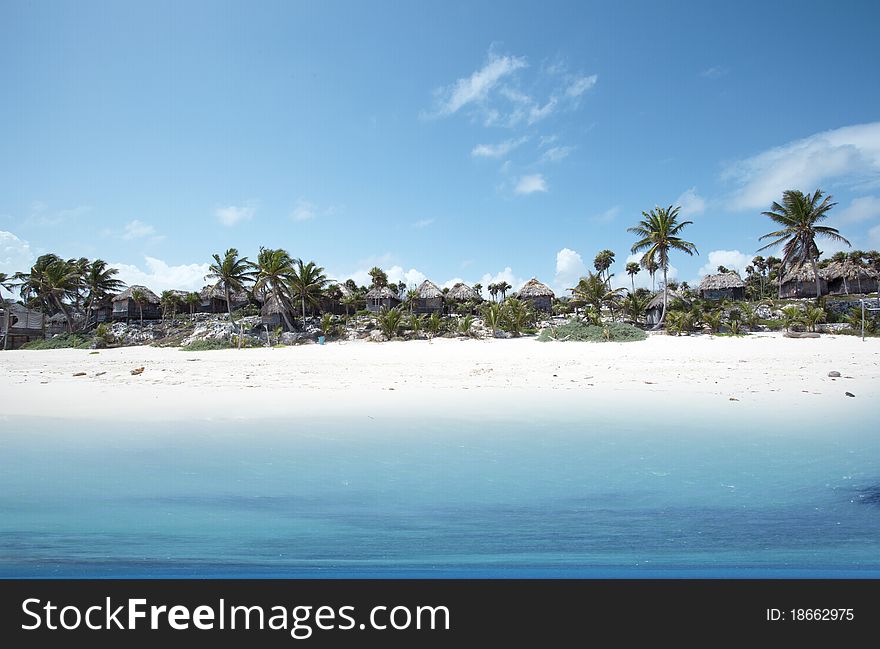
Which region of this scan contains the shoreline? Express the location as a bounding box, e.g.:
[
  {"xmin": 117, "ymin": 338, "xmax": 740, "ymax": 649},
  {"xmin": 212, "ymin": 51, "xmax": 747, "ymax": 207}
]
[{"xmin": 2, "ymin": 333, "xmax": 878, "ymax": 422}]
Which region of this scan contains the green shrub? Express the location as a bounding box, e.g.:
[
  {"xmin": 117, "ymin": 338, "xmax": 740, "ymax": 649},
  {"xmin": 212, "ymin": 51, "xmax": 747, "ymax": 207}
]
[
  {"xmin": 179, "ymin": 339, "xmax": 233, "ymax": 351},
  {"xmin": 21, "ymin": 334, "xmax": 94, "ymax": 350},
  {"xmin": 537, "ymin": 319, "xmax": 647, "ymax": 343}
]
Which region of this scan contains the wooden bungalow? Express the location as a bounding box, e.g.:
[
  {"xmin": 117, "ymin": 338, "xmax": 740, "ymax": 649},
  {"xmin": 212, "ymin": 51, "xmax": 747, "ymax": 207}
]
[
  {"xmin": 260, "ymin": 293, "xmax": 296, "ymax": 330},
  {"xmin": 111, "ymin": 285, "xmax": 162, "ymax": 322},
  {"xmin": 0, "ymin": 303, "xmax": 45, "ymax": 350},
  {"xmin": 517, "ymin": 278, "xmax": 555, "ymax": 313},
  {"xmin": 365, "ymin": 286, "xmax": 401, "ymax": 313},
  {"xmin": 698, "ymin": 272, "xmax": 746, "ymax": 300},
  {"xmin": 91, "ymin": 298, "xmax": 114, "ymax": 325},
  {"xmin": 779, "ymin": 264, "xmax": 828, "ymax": 299},
  {"xmin": 414, "ymin": 280, "xmax": 444, "ymax": 314},
  {"xmin": 199, "ymin": 285, "xmax": 250, "ymax": 314},
  {"xmin": 321, "ymin": 283, "xmax": 356, "ymax": 316},
  {"xmin": 822, "ymin": 260, "xmax": 879, "ymax": 295},
  {"xmin": 645, "ymin": 291, "xmax": 689, "ymax": 327}
]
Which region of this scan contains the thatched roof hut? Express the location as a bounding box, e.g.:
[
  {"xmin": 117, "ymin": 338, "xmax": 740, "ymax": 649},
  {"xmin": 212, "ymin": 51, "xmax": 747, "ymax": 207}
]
[
  {"xmin": 699, "ymin": 272, "xmax": 745, "ymax": 300},
  {"xmin": 447, "ymin": 282, "xmax": 481, "ymax": 302},
  {"xmin": 112, "ymin": 285, "xmax": 160, "ymax": 304},
  {"xmin": 822, "ymin": 260, "xmax": 879, "ymax": 295},
  {"xmin": 414, "ymin": 280, "xmax": 444, "ymax": 314},
  {"xmin": 365, "ymin": 286, "xmax": 401, "ymax": 313},
  {"xmin": 779, "ymin": 263, "xmax": 828, "ymax": 298},
  {"xmin": 646, "ymin": 290, "xmax": 689, "ymax": 326},
  {"xmin": 1, "ymin": 303, "xmax": 45, "ymax": 349},
  {"xmin": 199, "ymin": 284, "xmax": 249, "ymax": 313},
  {"xmin": 516, "ymin": 278, "xmax": 555, "ymax": 312}
]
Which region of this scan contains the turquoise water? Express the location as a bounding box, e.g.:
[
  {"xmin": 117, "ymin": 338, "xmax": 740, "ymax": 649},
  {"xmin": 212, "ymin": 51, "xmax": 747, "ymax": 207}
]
[{"xmin": 1, "ymin": 406, "xmax": 878, "ymax": 578}]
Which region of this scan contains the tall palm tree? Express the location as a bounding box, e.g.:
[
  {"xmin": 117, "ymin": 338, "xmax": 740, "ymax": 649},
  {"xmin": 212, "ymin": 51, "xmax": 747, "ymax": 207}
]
[
  {"xmin": 289, "ymin": 259, "xmax": 329, "ymax": 328},
  {"xmin": 19, "ymin": 255, "xmax": 81, "ymax": 333},
  {"xmin": 571, "ymin": 272, "xmax": 626, "ymax": 321},
  {"xmin": 206, "ymin": 248, "xmax": 254, "ymax": 325},
  {"xmin": 250, "ymin": 247, "xmax": 297, "ymax": 331},
  {"xmin": 183, "ymin": 291, "xmax": 201, "ymax": 319},
  {"xmin": 488, "ymin": 283, "xmax": 499, "ymax": 302},
  {"xmin": 625, "ymin": 262, "xmax": 640, "ymax": 292},
  {"xmin": 404, "ymin": 288, "xmax": 418, "ymax": 314},
  {"xmin": 642, "ymin": 257, "xmax": 659, "ymax": 292},
  {"xmin": 628, "ymin": 205, "xmax": 698, "ymax": 328},
  {"xmin": 498, "ymin": 281, "xmax": 512, "ymax": 301},
  {"xmin": 1, "ymin": 272, "xmax": 13, "ymax": 350},
  {"xmin": 368, "ymin": 267, "xmax": 388, "ymax": 288},
  {"xmin": 758, "ymin": 189, "xmax": 849, "ymax": 300},
  {"xmin": 131, "ymin": 288, "xmax": 147, "ymax": 329},
  {"xmin": 593, "ymin": 250, "xmax": 615, "ymax": 285},
  {"xmin": 82, "ymin": 259, "xmax": 125, "ymax": 328}
]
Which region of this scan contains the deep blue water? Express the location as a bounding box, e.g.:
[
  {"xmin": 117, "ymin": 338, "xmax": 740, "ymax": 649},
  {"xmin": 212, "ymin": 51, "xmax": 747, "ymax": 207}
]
[{"xmin": 1, "ymin": 406, "xmax": 878, "ymax": 578}]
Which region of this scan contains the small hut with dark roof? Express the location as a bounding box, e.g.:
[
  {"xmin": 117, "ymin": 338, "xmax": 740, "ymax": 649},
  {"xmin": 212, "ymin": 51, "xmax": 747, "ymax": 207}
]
[
  {"xmin": 517, "ymin": 278, "xmax": 555, "ymax": 313},
  {"xmin": 414, "ymin": 280, "xmax": 444, "ymax": 314},
  {"xmin": 111, "ymin": 285, "xmax": 161, "ymax": 321},
  {"xmin": 1, "ymin": 303, "xmax": 45, "ymax": 349},
  {"xmin": 646, "ymin": 290, "xmax": 690, "ymax": 327},
  {"xmin": 822, "ymin": 260, "xmax": 879, "ymax": 295},
  {"xmin": 260, "ymin": 293, "xmax": 295, "ymax": 330},
  {"xmin": 779, "ymin": 264, "xmax": 827, "ymax": 299},
  {"xmin": 199, "ymin": 284, "xmax": 250, "ymax": 314},
  {"xmin": 365, "ymin": 286, "xmax": 401, "ymax": 313},
  {"xmin": 698, "ymin": 272, "xmax": 746, "ymax": 300}
]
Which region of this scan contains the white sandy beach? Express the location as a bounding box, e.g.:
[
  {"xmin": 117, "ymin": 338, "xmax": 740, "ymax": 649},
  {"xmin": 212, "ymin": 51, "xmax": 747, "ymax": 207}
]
[{"xmin": 2, "ymin": 332, "xmax": 879, "ymax": 422}]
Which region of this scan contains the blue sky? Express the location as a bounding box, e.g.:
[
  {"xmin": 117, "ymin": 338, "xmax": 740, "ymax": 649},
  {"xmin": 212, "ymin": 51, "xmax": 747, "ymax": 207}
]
[{"xmin": 2, "ymin": 0, "xmax": 880, "ymax": 295}]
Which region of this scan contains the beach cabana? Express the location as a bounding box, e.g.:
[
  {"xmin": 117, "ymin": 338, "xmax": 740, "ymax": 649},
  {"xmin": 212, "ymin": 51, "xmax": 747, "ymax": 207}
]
[
  {"xmin": 260, "ymin": 294, "xmax": 295, "ymax": 330},
  {"xmin": 365, "ymin": 286, "xmax": 401, "ymax": 313},
  {"xmin": 822, "ymin": 261, "xmax": 879, "ymax": 295},
  {"xmin": 111, "ymin": 285, "xmax": 162, "ymax": 322},
  {"xmin": 779, "ymin": 265, "xmax": 827, "ymax": 299},
  {"xmin": 199, "ymin": 285, "xmax": 250, "ymax": 314},
  {"xmin": 698, "ymin": 272, "xmax": 745, "ymax": 300},
  {"xmin": 0, "ymin": 303, "xmax": 45, "ymax": 350},
  {"xmin": 517, "ymin": 278, "xmax": 555, "ymax": 313},
  {"xmin": 645, "ymin": 291, "xmax": 690, "ymax": 326},
  {"xmin": 414, "ymin": 280, "xmax": 444, "ymax": 314}
]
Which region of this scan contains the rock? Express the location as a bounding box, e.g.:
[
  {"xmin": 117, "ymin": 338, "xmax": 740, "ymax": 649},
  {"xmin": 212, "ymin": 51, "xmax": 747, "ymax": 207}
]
[
  {"xmin": 72, "ymin": 372, "xmax": 87, "ymax": 377},
  {"xmin": 845, "ymin": 392, "xmax": 855, "ymax": 398},
  {"xmin": 94, "ymin": 371, "xmax": 107, "ymax": 377},
  {"xmin": 828, "ymin": 371, "xmax": 841, "ymax": 377},
  {"xmin": 784, "ymin": 331, "xmax": 820, "ymax": 338},
  {"xmin": 368, "ymin": 330, "xmax": 388, "ymax": 343},
  {"xmin": 130, "ymin": 367, "xmax": 144, "ymax": 375}
]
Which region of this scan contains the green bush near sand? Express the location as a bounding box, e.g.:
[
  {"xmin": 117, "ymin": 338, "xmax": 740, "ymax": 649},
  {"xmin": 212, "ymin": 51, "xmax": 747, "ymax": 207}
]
[
  {"xmin": 537, "ymin": 319, "xmax": 647, "ymax": 343},
  {"xmin": 20, "ymin": 334, "xmax": 95, "ymax": 350},
  {"xmin": 179, "ymin": 339, "xmax": 233, "ymax": 351}
]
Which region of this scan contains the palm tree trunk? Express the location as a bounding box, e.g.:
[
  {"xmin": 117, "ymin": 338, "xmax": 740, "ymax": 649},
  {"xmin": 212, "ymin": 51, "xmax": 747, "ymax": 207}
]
[
  {"xmin": 275, "ymin": 288, "xmax": 295, "ymax": 331},
  {"xmin": 302, "ymin": 295, "xmax": 307, "ymax": 329},
  {"xmin": 3, "ymin": 307, "xmax": 10, "ymax": 350},
  {"xmin": 139, "ymin": 304, "xmax": 144, "ymax": 328},
  {"xmin": 55, "ymin": 297, "xmax": 74, "ymax": 333},
  {"xmin": 655, "ymin": 266, "xmax": 669, "ymax": 330},
  {"xmin": 225, "ymin": 286, "xmax": 236, "ymax": 325},
  {"xmin": 810, "ymin": 256, "xmax": 822, "ymax": 301},
  {"xmin": 630, "ymin": 276, "xmax": 635, "ymax": 293}
]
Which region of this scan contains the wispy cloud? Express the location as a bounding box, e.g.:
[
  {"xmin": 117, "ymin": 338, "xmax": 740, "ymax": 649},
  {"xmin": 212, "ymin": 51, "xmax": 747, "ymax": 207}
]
[
  {"xmin": 0, "ymin": 230, "xmax": 35, "ymax": 276},
  {"xmin": 589, "ymin": 206, "xmax": 621, "ymax": 223},
  {"xmin": 565, "ymin": 74, "xmax": 598, "ymax": 97},
  {"xmin": 721, "ymin": 122, "xmax": 880, "ymax": 210},
  {"xmin": 412, "ymin": 218, "xmax": 435, "ymax": 228},
  {"xmin": 675, "ymin": 187, "xmax": 707, "ymax": 217},
  {"xmin": 527, "ymin": 97, "xmax": 558, "ymax": 124},
  {"xmin": 215, "ymin": 203, "xmax": 256, "ymax": 227},
  {"xmin": 540, "ymin": 145, "xmax": 574, "ymax": 163},
  {"xmin": 290, "ymin": 200, "xmax": 316, "ymax": 222},
  {"xmin": 471, "ymin": 137, "xmax": 528, "ymax": 158},
  {"xmin": 700, "ymin": 66, "xmax": 728, "ymax": 79},
  {"xmin": 538, "ymin": 135, "xmax": 559, "ymax": 147},
  {"xmin": 25, "ymin": 203, "xmax": 91, "ymax": 227},
  {"xmin": 514, "ymin": 174, "xmax": 548, "ymax": 195},
  {"xmin": 121, "ymin": 219, "xmax": 156, "ymax": 240},
  {"xmin": 834, "ymin": 195, "xmax": 880, "ymax": 224},
  {"xmin": 429, "ymin": 51, "xmax": 527, "ymax": 118}
]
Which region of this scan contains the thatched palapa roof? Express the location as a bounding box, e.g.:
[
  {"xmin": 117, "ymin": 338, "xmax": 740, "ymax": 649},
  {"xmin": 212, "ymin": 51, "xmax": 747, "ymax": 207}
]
[
  {"xmin": 647, "ymin": 290, "xmax": 689, "ymax": 311},
  {"xmin": 416, "ymin": 280, "xmax": 443, "ymax": 299},
  {"xmin": 781, "ymin": 264, "xmax": 822, "ymax": 283},
  {"xmin": 199, "ymin": 284, "xmax": 249, "ymax": 303},
  {"xmin": 822, "ymin": 260, "xmax": 879, "ymax": 281},
  {"xmin": 260, "ymin": 293, "xmax": 290, "ymax": 315},
  {"xmin": 365, "ymin": 286, "xmax": 399, "ymax": 299},
  {"xmin": 112, "ymin": 285, "xmax": 160, "ymax": 303},
  {"xmin": 517, "ymin": 278, "xmax": 555, "ymax": 299},
  {"xmin": 699, "ymin": 272, "xmax": 745, "ymax": 291},
  {"xmin": 447, "ymin": 282, "xmax": 481, "ymax": 301}
]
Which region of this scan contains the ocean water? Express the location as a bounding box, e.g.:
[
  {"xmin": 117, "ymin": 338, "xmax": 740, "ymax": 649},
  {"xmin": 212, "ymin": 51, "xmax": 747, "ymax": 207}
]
[{"xmin": 1, "ymin": 403, "xmax": 878, "ymax": 578}]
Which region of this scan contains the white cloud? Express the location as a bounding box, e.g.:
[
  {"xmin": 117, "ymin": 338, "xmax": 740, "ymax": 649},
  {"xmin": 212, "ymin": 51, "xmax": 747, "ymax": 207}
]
[
  {"xmin": 0, "ymin": 230, "xmax": 35, "ymax": 276},
  {"xmin": 431, "ymin": 52, "xmax": 527, "ymax": 117},
  {"xmin": 121, "ymin": 219, "xmax": 156, "ymax": 240},
  {"xmin": 675, "ymin": 187, "xmax": 707, "ymax": 217},
  {"xmin": 290, "ymin": 200, "xmax": 316, "ymax": 222},
  {"xmin": 553, "ymin": 248, "xmax": 587, "ymax": 294},
  {"xmin": 514, "ymin": 174, "xmax": 548, "ymax": 195},
  {"xmin": 590, "ymin": 206, "xmax": 621, "ymax": 223},
  {"xmin": 479, "ymin": 267, "xmax": 527, "ymax": 294},
  {"xmin": 696, "ymin": 250, "xmax": 752, "ymax": 278},
  {"xmin": 538, "ymin": 135, "xmax": 558, "ymax": 147},
  {"xmin": 471, "ymin": 137, "xmax": 528, "ymax": 158},
  {"xmin": 527, "ymin": 97, "xmax": 557, "ymax": 124},
  {"xmin": 215, "ymin": 204, "xmax": 255, "ymax": 227},
  {"xmin": 611, "ymin": 254, "xmax": 679, "ymax": 290},
  {"xmin": 870, "ymin": 223, "xmax": 880, "ymax": 247},
  {"xmin": 722, "ymin": 121, "xmax": 880, "ymax": 210},
  {"xmin": 540, "ymin": 145, "xmax": 574, "ymax": 163},
  {"xmin": 700, "ymin": 66, "xmax": 728, "ymax": 79},
  {"xmin": 110, "ymin": 256, "xmax": 211, "ymax": 292},
  {"xmin": 412, "ymin": 218, "xmax": 435, "ymax": 228},
  {"xmin": 834, "ymin": 195, "xmax": 880, "ymax": 224},
  {"xmin": 25, "ymin": 204, "xmax": 91, "ymax": 227},
  {"xmin": 565, "ymin": 74, "xmax": 598, "ymax": 97}
]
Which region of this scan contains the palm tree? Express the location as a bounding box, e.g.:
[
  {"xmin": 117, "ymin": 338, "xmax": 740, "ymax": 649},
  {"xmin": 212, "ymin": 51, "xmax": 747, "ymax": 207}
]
[
  {"xmin": 481, "ymin": 301, "xmax": 503, "ymax": 338},
  {"xmin": 183, "ymin": 291, "xmax": 200, "ymax": 319},
  {"xmin": 1, "ymin": 272, "xmax": 14, "ymax": 350},
  {"xmin": 160, "ymin": 291, "xmax": 177, "ymax": 323},
  {"xmin": 570, "ymin": 272, "xmax": 626, "ymax": 321},
  {"xmin": 642, "ymin": 257, "xmax": 659, "ymax": 292},
  {"xmin": 593, "ymin": 250, "xmax": 615, "ymax": 285},
  {"xmin": 17, "ymin": 255, "xmax": 81, "ymax": 333},
  {"xmin": 206, "ymin": 248, "xmax": 254, "ymax": 325},
  {"xmin": 250, "ymin": 247, "xmax": 297, "ymax": 331},
  {"xmin": 498, "ymin": 281, "xmax": 512, "ymax": 301},
  {"xmin": 622, "ymin": 291, "xmax": 650, "ymax": 325},
  {"xmin": 289, "ymin": 259, "xmax": 329, "ymax": 329},
  {"xmin": 473, "ymin": 283, "xmax": 483, "ymax": 299},
  {"xmin": 628, "ymin": 205, "xmax": 698, "ymax": 328},
  {"xmin": 500, "ymin": 298, "xmax": 532, "ymax": 337},
  {"xmin": 82, "ymin": 259, "xmax": 124, "ymax": 328},
  {"xmin": 625, "ymin": 262, "xmax": 640, "ymax": 292},
  {"xmin": 131, "ymin": 288, "xmax": 147, "ymax": 329},
  {"xmin": 376, "ymin": 306, "xmax": 403, "ymax": 338},
  {"xmin": 488, "ymin": 283, "xmax": 499, "ymax": 302},
  {"xmin": 758, "ymin": 189, "xmax": 850, "ymax": 300},
  {"xmin": 368, "ymin": 267, "xmax": 388, "ymax": 288},
  {"xmin": 404, "ymin": 288, "xmax": 418, "ymax": 314}
]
